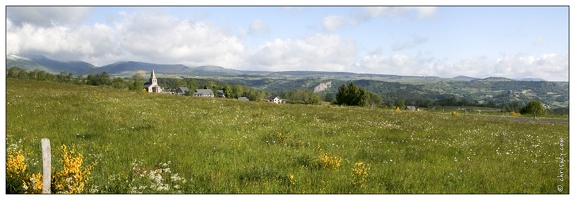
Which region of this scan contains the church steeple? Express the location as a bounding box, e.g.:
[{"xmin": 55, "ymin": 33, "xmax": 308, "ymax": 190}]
[
  {"xmin": 144, "ymin": 69, "xmax": 162, "ymax": 93},
  {"xmin": 150, "ymin": 69, "xmax": 157, "ymax": 84}
]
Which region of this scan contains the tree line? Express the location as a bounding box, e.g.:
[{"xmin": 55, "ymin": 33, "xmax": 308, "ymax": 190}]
[
  {"xmin": 6, "ymin": 66, "xmax": 270, "ymax": 101},
  {"xmin": 6, "ymin": 66, "xmax": 564, "ymax": 115}
]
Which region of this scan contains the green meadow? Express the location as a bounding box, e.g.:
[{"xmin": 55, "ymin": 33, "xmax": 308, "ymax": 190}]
[{"xmin": 5, "ymin": 79, "xmax": 569, "ymax": 194}]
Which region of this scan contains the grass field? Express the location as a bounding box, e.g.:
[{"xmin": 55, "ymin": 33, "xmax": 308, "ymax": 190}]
[{"xmin": 5, "ymin": 79, "xmax": 569, "ymax": 194}]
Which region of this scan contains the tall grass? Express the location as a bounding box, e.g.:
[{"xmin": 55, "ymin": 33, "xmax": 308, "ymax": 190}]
[{"xmin": 5, "ymin": 79, "xmax": 569, "ymax": 193}]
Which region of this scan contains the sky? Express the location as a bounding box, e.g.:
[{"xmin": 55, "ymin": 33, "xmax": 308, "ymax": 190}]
[{"xmin": 3, "ymin": 2, "xmax": 570, "ymax": 81}]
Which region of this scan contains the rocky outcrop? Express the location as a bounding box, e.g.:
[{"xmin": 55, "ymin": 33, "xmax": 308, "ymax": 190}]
[{"xmin": 313, "ymin": 81, "xmax": 332, "ymax": 93}]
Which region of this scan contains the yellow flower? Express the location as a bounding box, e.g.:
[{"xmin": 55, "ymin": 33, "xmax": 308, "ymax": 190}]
[
  {"xmin": 51, "ymin": 144, "xmax": 97, "ymax": 194},
  {"xmin": 22, "ymin": 173, "xmax": 43, "ymax": 194},
  {"xmin": 318, "ymin": 153, "xmax": 342, "ymax": 171},
  {"xmin": 352, "ymin": 162, "xmax": 370, "ymax": 187},
  {"xmin": 6, "ymin": 147, "xmax": 27, "ymax": 176}
]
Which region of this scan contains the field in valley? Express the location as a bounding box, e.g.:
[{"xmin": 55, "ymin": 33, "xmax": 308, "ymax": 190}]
[{"xmin": 5, "ymin": 79, "xmax": 569, "ymax": 194}]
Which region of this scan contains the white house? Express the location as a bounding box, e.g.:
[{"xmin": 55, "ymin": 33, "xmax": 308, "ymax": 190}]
[{"xmin": 268, "ymin": 96, "xmax": 282, "ymax": 104}]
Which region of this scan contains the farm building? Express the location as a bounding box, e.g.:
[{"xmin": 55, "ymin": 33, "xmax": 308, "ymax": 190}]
[
  {"xmin": 176, "ymin": 86, "xmax": 188, "ymax": 95},
  {"xmin": 267, "ymin": 96, "xmax": 282, "ymax": 104},
  {"xmin": 217, "ymin": 90, "xmax": 226, "ymax": 98},
  {"xmin": 405, "ymin": 106, "xmax": 419, "ymax": 111},
  {"xmin": 193, "ymin": 89, "xmax": 214, "ymax": 97}
]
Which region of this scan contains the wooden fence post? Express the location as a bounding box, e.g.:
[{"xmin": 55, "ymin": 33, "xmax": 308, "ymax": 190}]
[{"xmin": 41, "ymin": 138, "xmax": 51, "ymax": 194}]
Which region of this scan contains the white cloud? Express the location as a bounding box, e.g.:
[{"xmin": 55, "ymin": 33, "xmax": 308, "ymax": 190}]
[
  {"xmin": 7, "ymin": 8, "xmax": 246, "ymax": 67},
  {"xmin": 248, "ymin": 19, "xmax": 269, "ymax": 35},
  {"xmin": 415, "ymin": 7, "xmax": 438, "ymax": 19},
  {"xmin": 321, "ymin": 15, "xmax": 346, "ymax": 32},
  {"xmin": 116, "ymin": 10, "xmax": 245, "ymax": 67},
  {"xmin": 7, "ymin": 7, "xmax": 93, "ymax": 27},
  {"xmin": 326, "ymin": 7, "xmax": 437, "ymax": 32},
  {"xmin": 6, "ymin": 19, "xmax": 117, "ymax": 64},
  {"xmin": 352, "ymin": 7, "xmax": 437, "ymax": 24},
  {"xmin": 243, "ymin": 33, "xmax": 357, "ymax": 71},
  {"xmin": 391, "ymin": 36, "xmax": 428, "ymax": 51},
  {"xmin": 356, "ymin": 52, "xmax": 568, "ymax": 81},
  {"xmin": 6, "ymin": 7, "xmax": 566, "ymax": 82}
]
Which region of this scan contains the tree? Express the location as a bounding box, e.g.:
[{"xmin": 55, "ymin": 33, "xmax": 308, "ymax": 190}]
[
  {"xmin": 57, "ymin": 71, "xmax": 72, "ymax": 83},
  {"xmin": 335, "ymin": 84, "xmax": 349, "ymax": 105},
  {"xmin": 223, "ymin": 85, "xmax": 232, "ymax": 98},
  {"xmin": 129, "ymin": 74, "xmax": 144, "ymax": 91},
  {"xmin": 520, "ymin": 100, "xmax": 547, "ymax": 116},
  {"xmin": 98, "ymin": 72, "xmax": 111, "ymax": 85},
  {"xmin": 232, "ymin": 84, "xmax": 243, "ymax": 98},
  {"xmin": 335, "ymin": 81, "xmax": 376, "ymax": 107},
  {"xmin": 75, "ymin": 75, "xmax": 85, "ymax": 85},
  {"xmin": 8, "ymin": 67, "xmax": 29, "ymax": 79},
  {"xmin": 174, "ymin": 79, "xmax": 185, "ymax": 89},
  {"xmin": 111, "ymin": 77, "xmax": 127, "ymax": 90},
  {"xmin": 87, "ymin": 72, "xmax": 111, "ymax": 86},
  {"xmin": 28, "ymin": 69, "xmax": 40, "ymax": 79},
  {"xmin": 361, "ymin": 91, "xmax": 382, "ymax": 107},
  {"xmin": 324, "ymin": 92, "xmax": 334, "ymax": 102},
  {"xmin": 186, "ymin": 78, "xmax": 198, "ymax": 91},
  {"xmin": 395, "ymin": 99, "xmax": 405, "ymax": 109},
  {"xmin": 285, "ymin": 89, "xmax": 321, "ymax": 105},
  {"xmin": 347, "ymin": 82, "xmax": 360, "ymax": 105}
]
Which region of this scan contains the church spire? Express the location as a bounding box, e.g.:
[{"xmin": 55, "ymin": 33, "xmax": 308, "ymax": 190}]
[{"xmin": 150, "ymin": 69, "xmax": 157, "ymax": 84}]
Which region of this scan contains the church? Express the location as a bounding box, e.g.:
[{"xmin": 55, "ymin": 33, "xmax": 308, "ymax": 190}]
[{"xmin": 143, "ymin": 69, "xmax": 163, "ymax": 93}]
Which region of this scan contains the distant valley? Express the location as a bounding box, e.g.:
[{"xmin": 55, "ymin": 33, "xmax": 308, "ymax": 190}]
[{"xmin": 6, "ymin": 54, "xmax": 569, "ymax": 110}]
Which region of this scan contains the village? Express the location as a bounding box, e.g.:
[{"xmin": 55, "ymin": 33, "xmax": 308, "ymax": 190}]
[{"xmin": 142, "ymin": 69, "xmax": 284, "ymax": 104}]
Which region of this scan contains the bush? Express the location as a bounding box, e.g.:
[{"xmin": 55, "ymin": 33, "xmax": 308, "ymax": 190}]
[
  {"xmin": 520, "ymin": 100, "xmax": 547, "ymax": 116},
  {"xmin": 5, "ymin": 142, "xmax": 97, "ymax": 194}
]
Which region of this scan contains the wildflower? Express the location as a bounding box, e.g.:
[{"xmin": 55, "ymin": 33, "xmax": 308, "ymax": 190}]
[
  {"xmin": 51, "ymin": 144, "xmax": 97, "ymax": 194},
  {"xmin": 318, "ymin": 153, "xmax": 342, "ymax": 171},
  {"xmin": 289, "ymin": 174, "xmax": 296, "ymax": 185},
  {"xmin": 352, "ymin": 162, "xmax": 370, "ymax": 187},
  {"xmin": 6, "ymin": 147, "xmax": 27, "ymax": 176}
]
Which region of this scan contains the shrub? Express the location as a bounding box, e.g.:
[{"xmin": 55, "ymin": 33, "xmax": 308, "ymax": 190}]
[
  {"xmin": 520, "ymin": 100, "xmax": 547, "ymax": 116},
  {"xmin": 51, "ymin": 144, "xmax": 97, "ymax": 194},
  {"xmin": 7, "ymin": 143, "xmax": 97, "ymax": 194},
  {"xmin": 6, "ymin": 146, "xmax": 39, "ymax": 193}
]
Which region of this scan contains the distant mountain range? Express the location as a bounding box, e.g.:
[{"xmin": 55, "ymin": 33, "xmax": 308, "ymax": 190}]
[{"xmin": 6, "ymin": 54, "xmax": 548, "ymax": 82}]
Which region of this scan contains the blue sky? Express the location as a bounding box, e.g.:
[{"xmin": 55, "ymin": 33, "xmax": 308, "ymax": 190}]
[{"xmin": 4, "ymin": 4, "xmax": 569, "ymax": 81}]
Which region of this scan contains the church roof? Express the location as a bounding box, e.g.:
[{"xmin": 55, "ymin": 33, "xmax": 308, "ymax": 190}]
[{"xmin": 151, "ymin": 69, "xmax": 156, "ymax": 80}]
